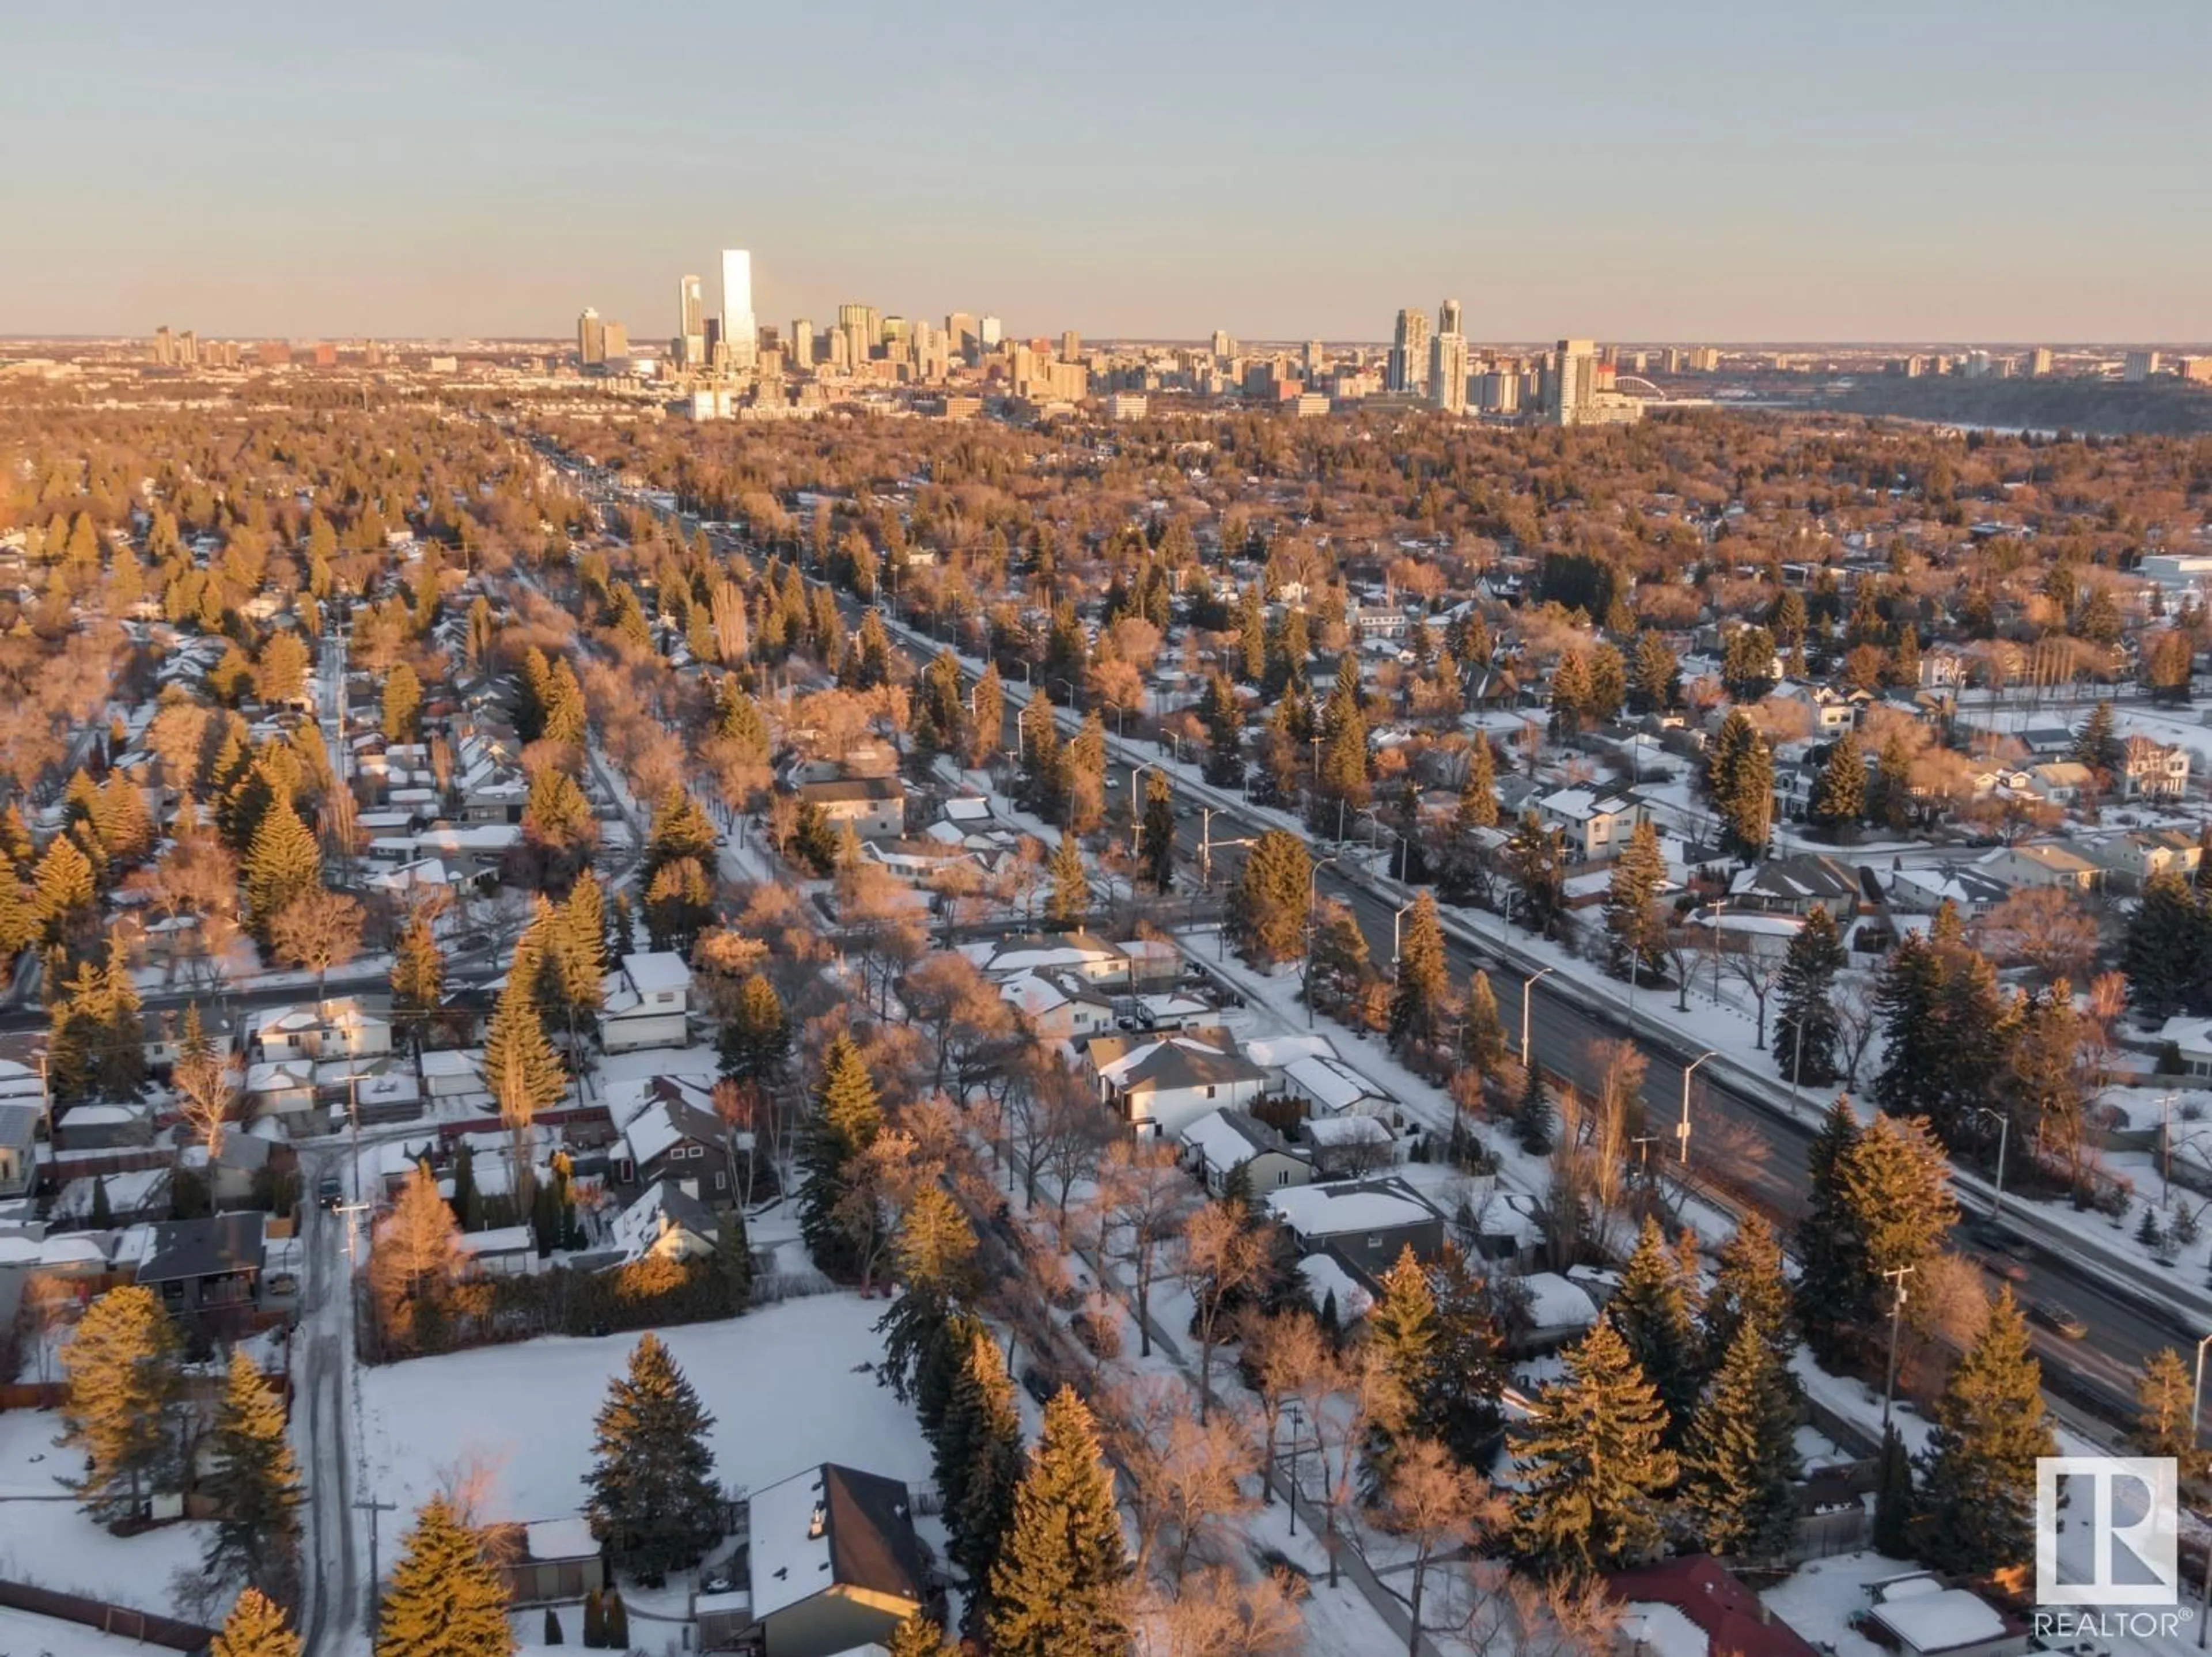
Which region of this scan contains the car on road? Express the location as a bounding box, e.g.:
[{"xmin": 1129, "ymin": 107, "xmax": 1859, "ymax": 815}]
[
  {"xmin": 317, "ymin": 1174, "xmax": 344, "ymax": 1210},
  {"xmin": 1966, "ymin": 1219, "xmax": 2032, "ymax": 1260},
  {"xmin": 1967, "ymin": 1249, "xmax": 2030, "ymax": 1283},
  {"xmin": 2031, "ymin": 1302, "xmax": 2090, "ymax": 1339},
  {"xmin": 1020, "ymin": 1366, "xmax": 1056, "ymax": 1406}
]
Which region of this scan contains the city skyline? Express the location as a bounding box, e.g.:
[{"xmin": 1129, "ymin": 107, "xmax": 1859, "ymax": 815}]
[{"xmin": 3, "ymin": 3, "xmax": 2206, "ymax": 340}]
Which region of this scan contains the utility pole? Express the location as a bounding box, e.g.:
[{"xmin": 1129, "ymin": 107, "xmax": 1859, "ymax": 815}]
[
  {"xmin": 356, "ymin": 1495, "xmax": 398, "ymax": 1633},
  {"xmin": 1880, "ymin": 1266, "xmax": 1915, "ymax": 1430},
  {"xmin": 335, "ymin": 1201, "xmax": 370, "ymax": 1265}
]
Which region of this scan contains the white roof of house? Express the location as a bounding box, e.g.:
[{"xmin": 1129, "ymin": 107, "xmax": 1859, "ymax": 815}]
[
  {"xmin": 623, "ymin": 952, "xmax": 692, "ymax": 996},
  {"xmin": 942, "ymin": 796, "xmax": 991, "ymax": 822},
  {"xmin": 1179, "ymin": 1109, "xmax": 1289, "ymax": 1172},
  {"xmin": 419, "ymin": 1049, "xmax": 484, "ymax": 1079},
  {"xmin": 1619, "ymin": 1603, "xmax": 1707, "ymax": 1657},
  {"xmin": 1284, "ymin": 1055, "xmax": 1390, "ymax": 1114},
  {"xmin": 1517, "ymin": 1271, "xmax": 1600, "ymax": 1332},
  {"xmin": 1265, "ymin": 1183, "xmax": 1430, "ymax": 1238},
  {"xmin": 1302, "ymin": 1114, "xmax": 1392, "ymax": 1148},
  {"xmin": 456, "ymin": 1225, "xmax": 532, "ymax": 1258},
  {"xmin": 1868, "ymin": 1583, "xmax": 2006, "ymax": 1652},
  {"xmin": 1241, "ymin": 1033, "xmax": 1338, "ymax": 1070},
  {"xmin": 524, "ymin": 1518, "xmax": 600, "ymax": 1561}
]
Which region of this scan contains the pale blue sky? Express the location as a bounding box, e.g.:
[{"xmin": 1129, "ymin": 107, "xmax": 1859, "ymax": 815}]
[{"xmin": 2, "ymin": 1, "xmax": 2205, "ymax": 342}]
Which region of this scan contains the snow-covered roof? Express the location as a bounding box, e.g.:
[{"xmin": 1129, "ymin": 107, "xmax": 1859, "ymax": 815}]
[
  {"xmin": 1179, "ymin": 1109, "xmax": 1291, "ymax": 1172},
  {"xmin": 1265, "ymin": 1182, "xmax": 1432, "ymax": 1239},
  {"xmin": 1283, "ymin": 1054, "xmax": 1391, "ymax": 1114},
  {"xmin": 1868, "ymin": 1582, "xmax": 2006, "ymax": 1653},
  {"xmin": 1296, "ymin": 1254, "xmax": 1373, "ymax": 1321},
  {"xmin": 1619, "ymin": 1603, "xmax": 1707, "ymax": 1657},
  {"xmin": 622, "ymin": 952, "xmax": 692, "ymax": 996},
  {"xmin": 1243, "ymin": 1033, "xmax": 1339, "ymax": 1071},
  {"xmin": 1302, "ymin": 1114, "xmax": 1392, "ymax": 1148},
  {"xmin": 1517, "ymin": 1271, "xmax": 1600, "ymax": 1332},
  {"xmin": 746, "ymin": 1465, "xmax": 924, "ymax": 1625},
  {"xmin": 524, "ymin": 1518, "xmax": 599, "ymax": 1561}
]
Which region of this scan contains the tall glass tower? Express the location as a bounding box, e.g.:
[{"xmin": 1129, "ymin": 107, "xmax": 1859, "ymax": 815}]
[{"xmin": 720, "ymin": 249, "xmax": 757, "ymax": 370}]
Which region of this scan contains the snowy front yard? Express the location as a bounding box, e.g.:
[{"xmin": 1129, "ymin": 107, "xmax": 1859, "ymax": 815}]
[
  {"xmin": 357, "ymin": 1292, "xmax": 933, "ymax": 1525},
  {"xmin": 0, "ymin": 1409, "xmax": 217, "ymax": 1614}
]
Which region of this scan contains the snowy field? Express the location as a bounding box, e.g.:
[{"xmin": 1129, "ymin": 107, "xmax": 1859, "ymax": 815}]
[
  {"xmin": 0, "ymin": 1409, "xmax": 215, "ymax": 1614},
  {"xmin": 357, "ymin": 1294, "xmax": 933, "ymax": 1526}
]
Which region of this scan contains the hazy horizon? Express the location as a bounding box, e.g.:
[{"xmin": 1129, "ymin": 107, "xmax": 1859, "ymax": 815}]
[{"xmin": 3, "ymin": 1, "xmax": 2205, "ymax": 342}]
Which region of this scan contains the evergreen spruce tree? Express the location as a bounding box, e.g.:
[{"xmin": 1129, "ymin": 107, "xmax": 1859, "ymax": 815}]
[
  {"xmin": 212, "ymin": 1590, "xmax": 300, "ymax": 1657},
  {"xmin": 1703, "ymin": 710, "xmax": 1773, "ymax": 859},
  {"xmin": 1915, "ymin": 1290, "xmax": 2055, "ymax": 1579},
  {"xmin": 376, "ymin": 1494, "xmax": 514, "ymax": 1657},
  {"xmin": 202, "ymin": 1350, "xmax": 302, "ymax": 1596},
  {"xmin": 481, "ymin": 942, "xmax": 567, "ymax": 1124},
  {"xmin": 1774, "ymin": 907, "xmax": 1847, "ymax": 1086},
  {"xmin": 1198, "ymin": 671, "xmax": 1247, "ymax": 787},
  {"xmin": 1702, "ymin": 1213, "xmax": 1796, "ymax": 1383},
  {"xmin": 2073, "ymin": 699, "xmax": 2124, "ymax": 779},
  {"xmin": 1681, "ymin": 1324, "xmax": 1802, "ymax": 1562},
  {"xmin": 1387, "ymin": 894, "xmax": 1450, "ymax": 1052},
  {"xmin": 579, "ymin": 1592, "xmax": 604, "ymax": 1649},
  {"xmin": 1513, "ymin": 1060, "xmax": 1555, "ymax": 1155},
  {"xmin": 32, "ymin": 833, "xmax": 96, "ymax": 942},
  {"xmin": 1139, "ymin": 773, "xmax": 1175, "ymax": 894},
  {"xmin": 1227, "ymin": 829, "xmax": 1311, "ymax": 968},
  {"xmin": 243, "ymin": 796, "xmax": 321, "ymax": 943},
  {"xmin": 1871, "ymin": 1423, "xmax": 1916, "ymax": 1557},
  {"xmin": 1806, "ymin": 733, "xmax": 1866, "ymax": 832},
  {"xmin": 797, "ymin": 1034, "xmax": 884, "ymax": 1277},
  {"xmin": 1608, "ymin": 1216, "xmax": 1703, "ymax": 1443},
  {"xmin": 1361, "ymin": 1248, "xmax": 1438, "ymax": 1495},
  {"xmin": 876, "ymin": 1186, "xmax": 979, "ymax": 1401},
  {"xmin": 1842, "ymin": 1112, "xmax": 1959, "ymax": 1288},
  {"xmin": 2122, "ymin": 871, "xmax": 2209, "ymax": 1022},
  {"xmin": 1794, "ymin": 1097, "xmax": 1868, "ymax": 1363},
  {"xmin": 985, "ymin": 1389, "xmax": 1130, "ymax": 1657},
  {"xmin": 1603, "ymin": 820, "xmax": 1665, "ymax": 982},
  {"xmin": 885, "ymin": 1612, "xmax": 956, "ymax": 1657},
  {"xmin": 1462, "ymin": 969, "xmax": 1507, "ymax": 1072},
  {"xmin": 1510, "ymin": 1322, "xmax": 1680, "ymax": 1578},
  {"xmin": 390, "ymin": 912, "xmax": 446, "ymax": 1051},
  {"xmin": 59, "ymin": 1284, "xmax": 183, "ymax": 1525},
  {"xmin": 937, "ymin": 1330, "xmax": 1025, "ymax": 1632},
  {"xmin": 2134, "ymin": 1347, "xmax": 2198, "ymax": 1465},
  {"xmin": 718, "ymin": 973, "xmax": 791, "ymax": 1084},
  {"xmin": 583, "ymin": 1334, "xmax": 722, "ymax": 1586},
  {"xmin": 1046, "ymin": 833, "xmax": 1088, "ymax": 927}
]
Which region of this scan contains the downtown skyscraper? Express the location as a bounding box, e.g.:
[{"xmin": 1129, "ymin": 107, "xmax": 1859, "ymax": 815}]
[
  {"xmin": 1430, "ymin": 299, "xmax": 1468, "ymax": 415},
  {"xmin": 1387, "ymin": 307, "xmax": 1430, "ymax": 394},
  {"xmin": 720, "ymin": 249, "xmax": 757, "ymax": 371},
  {"xmin": 677, "ymin": 274, "xmax": 706, "ymax": 366}
]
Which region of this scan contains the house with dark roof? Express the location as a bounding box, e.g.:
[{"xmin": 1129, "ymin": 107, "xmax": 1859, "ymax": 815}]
[
  {"xmin": 0, "ymin": 1101, "xmax": 39, "ymax": 1199},
  {"xmin": 794, "ymin": 775, "xmax": 906, "ymax": 840},
  {"xmin": 1728, "ymin": 852, "xmax": 1862, "ymax": 919},
  {"xmin": 1605, "ymin": 1556, "xmax": 1820, "ymax": 1657},
  {"xmin": 134, "ymin": 1212, "xmax": 268, "ymax": 1331},
  {"xmin": 1085, "ymin": 1027, "xmax": 1268, "ymax": 1138},
  {"xmin": 729, "ymin": 1463, "xmax": 931, "ymax": 1657}
]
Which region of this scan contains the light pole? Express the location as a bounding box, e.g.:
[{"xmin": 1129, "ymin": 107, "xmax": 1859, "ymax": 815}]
[
  {"xmin": 2164, "ymin": 1090, "xmax": 2181, "ymax": 1208},
  {"xmin": 1128, "ymin": 762, "xmax": 1162, "ymax": 858},
  {"xmin": 1281, "ymin": 1398, "xmax": 1305, "ymax": 1534},
  {"xmin": 1520, "ymin": 966, "xmax": 1556, "ymax": 1064},
  {"xmin": 1392, "ymin": 899, "xmax": 1417, "ymax": 968},
  {"xmin": 1971, "ymin": 1106, "xmax": 2011, "ymax": 1221},
  {"xmin": 1304, "ymin": 854, "xmax": 1342, "ymax": 1031},
  {"xmin": 2191, "ymin": 1331, "xmax": 2212, "ymax": 1461},
  {"xmin": 1880, "ymin": 1265, "xmax": 1915, "ymax": 1430},
  {"xmin": 1679, "ymin": 1049, "xmax": 1718, "ymax": 1166}
]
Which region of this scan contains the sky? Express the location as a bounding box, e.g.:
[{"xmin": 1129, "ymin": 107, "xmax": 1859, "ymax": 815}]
[{"xmin": 2, "ymin": 0, "xmax": 2206, "ymax": 344}]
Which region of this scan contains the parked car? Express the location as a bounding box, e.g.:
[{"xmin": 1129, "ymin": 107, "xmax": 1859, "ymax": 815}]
[
  {"xmin": 1020, "ymin": 1366, "xmax": 1056, "ymax": 1406},
  {"xmin": 317, "ymin": 1174, "xmax": 344, "ymax": 1210}
]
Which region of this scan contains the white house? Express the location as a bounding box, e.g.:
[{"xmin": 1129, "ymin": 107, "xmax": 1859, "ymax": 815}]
[
  {"xmin": 1179, "ymin": 1109, "xmax": 1310, "ymax": 1197},
  {"xmin": 601, "ymin": 953, "xmax": 692, "ymax": 1053},
  {"xmin": 1282, "ymin": 1054, "xmax": 1394, "ymax": 1118},
  {"xmin": 1535, "ymin": 787, "xmax": 1646, "ymax": 862},
  {"xmin": 1087, "ymin": 1029, "xmax": 1268, "ymax": 1139}
]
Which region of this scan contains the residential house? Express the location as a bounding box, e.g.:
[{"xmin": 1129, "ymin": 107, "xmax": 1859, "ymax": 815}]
[
  {"xmin": 134, "ymin": 1212, "xmax": 267, "ymax": 1330},
  {"xmin": 1264, "ymin": 1178, "xmax": 1446, "ymax": 1281},
  {"xmin": 1859, "ymin": 1573, "xmax": 2025, "ymax": 1657},
  {"xmin": 1535, "ymin": 787, "xmax": 1646, "ymax": 862},
  {"xmin": 2089, "ymin": 828, "xmax": 2202, "ymax": 893},
  {"xmin": 244, "ymin": 1060, "xmax": 318, "ymax": 1128},
  {"xmin": 608, "ymin": 1180, "xmax": 722, "ymax": 1265},
  {"xmin": 999, "ymin": 970, "xmax": 1115, "ymax": 1045},
  {"xmin": 1088, "ymin": 1028, "xmax": 1268, "ymax": 1139},
  {"xmin": 490, "ymin": 1518, "xmax": 606, "ymax": 1606},
  {"xmin": 2122, "ymin": 734, "xmax": 2191, "ymax": 799},
  {"xmin": 1515, "ymin": 1270, "xmax": 1603, "ymax": 1352},
  {"xmin": 616, "ymin": 1076, "xmax": 734, "ymax": 1203},
  {"xmin": 140, "ymin": 1007, "xmax": 236, "ymax": 1074},
  {"xmin": 1281, "ymin": 1054, "xmax": 1395, "ymax": 1119},
  {"xmin": 740, "ymin": 1463, "xmax": 930, "ymax": 1657},
  {"xmin": 962, "ymin": 932, "xmax": 1127, "ymax": 986},
  {"xmin": 1728, "ymin": 853, "xmax": 1862, "ymax": 920},
  {"xmin": 1884, "ymin": 860, "xmax": 2012, "ymax": 918},
  {"xmin": 796, "ymin": 775, "xmax": 906, "ymax": 840},
  {"xmin": 0, "ymin": 1102, "xmax": 38, "ymax": 1199},
  {"xmin": 1604, "ymin": 1557, "xmax": 1820, "ymax": 1657},
  {"xmin": 2025, "ymin": 760, "xmax": 2094, "ymax": 805},
  {"xmin": 1296, "ymin": 1114, "xmax": 1398, "ymax": 1179},
  {"xmin": 2154, "ymin": 1016, "xmax": 2212, "ymax": 1080},
  {"xmin": 55, "ymin": 1101, "xmax": 154, "ymax": 1151},
  {"xmin": 1978, "ymin": 840, "xmax": 2099, "ymax": 892},
  {"xmin": 1178, "ymin": 1109, "xmax": 1310, "ymax": 1197},
  {"xmin": 601, "ymin": 952, "xmax": 693, "ymax": 1053}
]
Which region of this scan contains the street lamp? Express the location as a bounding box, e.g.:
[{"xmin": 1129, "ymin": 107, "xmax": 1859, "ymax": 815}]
[
  {"xmin": 1880, "ymin": 1265, "xmax": 1915, "ymax": 1430},
  {"xmin": 1392, "ymin": 899, "xmax": 1417, "ymax": 968},
  {"xmin": 1679, "ymin": 1049, "xmax": 1718, "ymax": 1166},
  {"xmin": 1128, "ymin": 762, "xmax": 1162, "ymax": 858},
  {"xmin": 1971, "ymin": 1106, "xmax": 2011, "ymax": 1221},
  {"xmin": 1520, "ymin": 966, "xmax": 1556, "ymax": 1064}
]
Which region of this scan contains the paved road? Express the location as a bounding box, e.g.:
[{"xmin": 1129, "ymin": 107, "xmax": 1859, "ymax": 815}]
[
  {"xmin": 296, "ymin": 1146, "xmax": 359, "ymax": 1657},
  {"xmin": 548, "ymin": 443, "xmax": 2191, "ymax": 1430}
]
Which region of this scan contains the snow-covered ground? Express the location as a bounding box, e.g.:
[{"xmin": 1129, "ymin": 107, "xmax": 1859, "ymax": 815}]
[
  {"xmin": 0, "ymin": 1410, "xmax": 215, "ymax": 1613},
  {"xmin": 356, "ymin": 1294, "xmax": 933, "ymax": 1526}
]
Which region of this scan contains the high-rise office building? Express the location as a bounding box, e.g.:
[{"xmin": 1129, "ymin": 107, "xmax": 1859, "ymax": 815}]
[
  {"xmin": 720, "ymin": 250, "xmax": 757, "ymax": 371},
  {"xmin": 679, "ymin": 275, "xmax": 704, "ymax": 340},
  {"xmin": 2027, "ymin": 347, "xmax": 2054, "ymax": 378},
  {"xmin": 1060, "ymin": 329, "xmax": 1081, "ymax": 362},
  {"xmin": 1303, "ymin": 340, "xmax": 1327, "ymax": 378},
  {"xmin": 2124, "ymin": 350, "xmax": 2161, "ymax": 382},
  {"xmin": 578, "ymin": 308, "xmax": 607, "ymax": 365},
  {"xmin": 946, "ymin": 313, "xmax": 978, "ymax": 359},
  {"xmin": 1387, "ymin": 308, "xmax": 1430, "ymax": 394},
  {"xmin": 1430, "ymin": 303, "xmax": 1469, "ymax": 416},
  {"xmin": 1210, "ymin": 329, "xmax": 1233, "ymax": 360},
  {"xmin": 152, "ymin": 326, "xmax": 176, "ymax": 366},
  {"xmin": 790, "ymin": 319, "xmax": 815, "ymax": 369},
  {"xmin": 979, "ymin": 315, "xmax": 1004, "ymax": 348},
  {"xmin": 1546, "ymin": 339, "xmax": 1595, "ymax": 423},
  {"xmin": 603, "ymin": 321, "xmax": 628, "ymax": 359}
]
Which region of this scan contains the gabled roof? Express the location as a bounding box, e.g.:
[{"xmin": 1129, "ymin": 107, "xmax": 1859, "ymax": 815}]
[
  {"xmin": 748, "ymin": 1463, "xmax": 926, "ymax": 1625},
  {"xmin": 137, "ymin": 1212, "xmax": 265, "ymax": 1284},
  {"xmin": 1093, "ymin": 1032, "xmax": 1264, "ymax": 1097},
  {"xmin": 1265, "ymin": 1178, "xmax": 1437, "ymax": 1241},
  {"xmin": 1604, "ymin": 1556, "xmax": 1819, "ymax": 1657}
]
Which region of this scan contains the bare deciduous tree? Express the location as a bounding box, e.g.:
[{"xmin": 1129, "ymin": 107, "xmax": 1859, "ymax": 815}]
[{"xmin": 268, "ymin": 887, "xmax": 365, "ymax": 996}]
